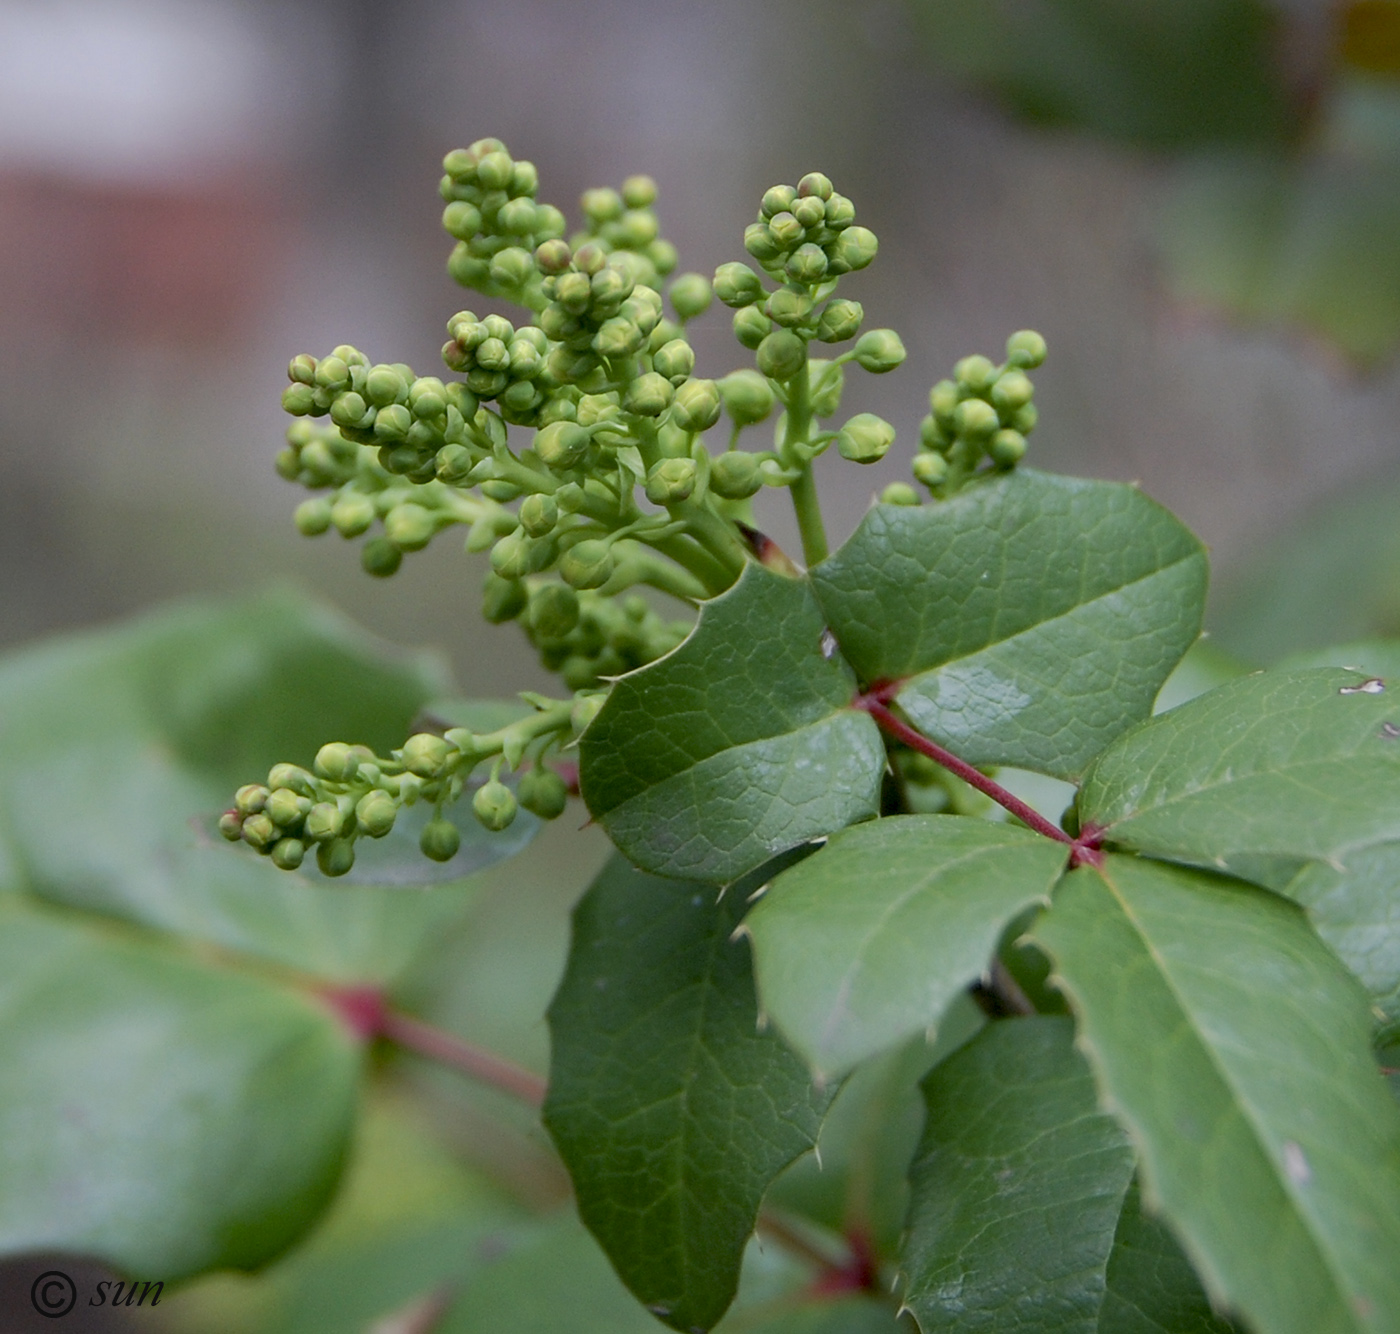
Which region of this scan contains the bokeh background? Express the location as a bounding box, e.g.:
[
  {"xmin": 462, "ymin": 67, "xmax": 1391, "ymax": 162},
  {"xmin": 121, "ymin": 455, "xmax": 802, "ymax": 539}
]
[{"xmin": 4, "ymin": 0, "xmax": 1400, "ymax": 1329}]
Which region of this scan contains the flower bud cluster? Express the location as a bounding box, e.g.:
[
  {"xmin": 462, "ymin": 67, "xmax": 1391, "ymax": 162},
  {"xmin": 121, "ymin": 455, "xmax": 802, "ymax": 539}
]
[
  {"xmin": 219, "ymin": 698, "xmax": 580, "ymax": 876},
  {"xmin": 913, "ymin": 330, "xmax": 1046, "ymax": 494},
  {"xmin": 441, "ymin": 311, "xmax": 562, "ymax": 424},
  {"xmin": 441, "ymin": 138, "xmax": 567, "ymax": 306}
]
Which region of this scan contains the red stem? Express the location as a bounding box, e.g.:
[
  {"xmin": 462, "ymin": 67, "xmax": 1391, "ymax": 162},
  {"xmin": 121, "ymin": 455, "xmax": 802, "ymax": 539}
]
[{"xmin": 855, "ymin": 690, "xmax": 1103, "ymax": 868}]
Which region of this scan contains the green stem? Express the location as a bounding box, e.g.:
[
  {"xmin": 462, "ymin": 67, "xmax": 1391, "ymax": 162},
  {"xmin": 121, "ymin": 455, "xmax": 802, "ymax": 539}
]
[
  {"xmin": 602, "ymin": 548, "xmax": 708, "ymax": 603},
  {"xmin": 782, "ymin": 364, "xmax": 828, "ymax": 566}
]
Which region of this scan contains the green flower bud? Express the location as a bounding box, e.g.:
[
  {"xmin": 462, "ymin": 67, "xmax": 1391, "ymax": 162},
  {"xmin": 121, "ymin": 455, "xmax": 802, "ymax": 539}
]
[
  {"xmin": 574, "ymin": 242, "xmax": 608, "ymax": 275},
  {"xmin": 315, "ymin": 356, "xmax": 351, "ymax": 391},
  {"xmin": 825, "ymin": 193, "xmax": 856, "ymax": 228},
  {"xmin": 756, "ymin": 329, "xmax": 806, "ymax": 381},
  {"xmin": 447, "ymin": 245, "xmax": 490, "ymax": 288},
  {"xmin": 491, "ymin": 531, "xmax": 533, "ymax": 580},
  {"xmin": 594, "ymin": 316, "xmax": 645, "ymax": 359},
  {"xmin": 482, "ymin": 570, "xmax": 529, "ymax": 623},
  {"xmin": 330, "ymin": 390, "xmax": 369, "ymax": 429},
  {"xmin": 497, "ymin": 198, "xmax": 537, "ymax": 234},
  {"xmin": 913, "ymin": 451, "xmax": 949, "ymax": 488},
  {"xmin": 218, "ymin": 811, "xmax": 243, "ymax": 841},
  {"xmin": 271, "ymin": 838, "xmax": 305, "ymax": 871},
  {"xmin": 406, "ymin": 378, "xmax": 445, "ymax": 421},
  {"xmin": 646, "ymin": 238, "xmax": 679, "ymax": 276},
  {"xmin": 653, "ymin": 339, "xmax": 695, "ymax": 384},
  {"xmin": 919, "ymin": 414, "xmax": 950, "ymax": 452},
  {"xmin": 365, "ymin": 366, "xmax": 408, "ymax": 408},
  {"xmin": 275, "ymin": 447, "xmax": 300, "ymax": 480},
  {"xmin": 645, "ymin": 457, "xmax": 697, "ymax": 504},
  {"xmin": 288, "ymin": 353, "xmax": 317, "ymax": 385},
  {"xmin": 714, "ymin": 262, "xmax": 763, "ymax": 308},
  {"xmin": 798, "ymin": 171, "xmax": 834, "ymax": 201},
  {"xmin": 622, "ymin": 174, "xmax": 657, "ymax": 208},
  {"xmin": 719, "ymin": 370, "xmax": 775, "ymax": 426},
  {"xmin": 535, "ymin": 238, "xmax": 572, "ymax": 274},
  {"xmin": 362, "ymin": 536, "xmax": 404, "ymax": 577},
  {"xmin": 508, "ymin": 159, "xmax": 538, "ymax": 197},
  {"xmin": 443, "ymin": 200, "xmax": 482, "ymax": 240},
  {"xmin": 305, "ymin": 802, "xmax": 345, "ymax": 842},
  {"xmin": 786, "ymin": 243, "xmax": 828, "ymax": 284},
  {"xmin": 535, "ymin": 421, "xmax": 590, "ymax": 470},
  {"xmin": 421, "ymin": 818, "xmax": 462, "ymax": 862},
  {"xmin": 990, "ymin": 370, "xmax": 1034, "ymax": 415},
  {"xmin": 761, "ymin": 184, "xmax": 798, "ymax": 217},
  {"xmin": 576, "ymin": 393, "xmax": 620, "ymax": 429},
  {"xmin": 881, "ymin": 482, "xmax": 920, "ymax": 506},
  {"xmin": 268, "ymin": 764, "xmax": 315, "ymax": 796},
  {"xmin": 519, "ymin": 492, "xmax": 559, "ymax": 538},
  {"xmin": 1010, "ymin": 403, "xmax": 1038, "ymax": 435},
  {"xmin": 768, "ymin": 212, "xmax": 803, "ymax": 248},
  {"xmin": 815, "ymin": 298, "xmax": 863, "ymax": 343},
  {"xmin": 529, "ymin": 581, "xmax": 581, "ymax": 639},
  {"xmin": 385, "ymin": 503, "xmax": 436, "ymax": 551},
  {"xmin": 554, "ymin": 481, "xmax": 586, "ymax": 513},
  {"xmin": 668, "ymin": 273, "xmax": 711, "ymax": 320},
  {"xmin": 295, "ymin": 498, "xmax": 332, "ymax": 536},
  {"xmin": 954, "ymin": 355, "xmax": 998, "ymax": 395},
  {"xmin": 989, "ymin": 429, "xmax": 1027, "ymax": 468},
  {"xmin": 624, "ymin": 371, "xmax": 674, "ymax": 417},
  {"xmin": 235, "ymin": 784, "xmax": 270, "ymax": 816},
  {"xmin": 374, "ymin": 403, "xmax": 412, "ymax": 442},
  {"xmin": 490, "ymin": 246, "xmax": 534, "ymax": 288},
  {"xmin": 476, "ymin": 149, "xmax": 513, "ymax": 191},
  {"xmin": 930, "ymin": 379, "xmax": 961, "ymax": 424},
  {"xmin": 850, "ymin": 329, "xmax": 905, "ymax": 374},
  {"xmin": 616, "ymin": 208, "xmax": 659, "ymax": 247},
  {"xmin": 519, "ymin": 767, "xmax": 568, "ymax": 819},
  {"xmin": 732, "ymin": 305, "xmax": 772, "ymax": 350},
  {"xmin": 671, "ymin": 377, "xmax": 722, "ymax": 432},
  {"xmin": 282, "ymin": 383, "xmax": 317, "ymax": 416},
  {"xmin": 315, "ymin": 742, "xmax": 359, "ymax": 782},
  {"xmin": 744, "ymin": 223, "xmax": 783, "ymax": 264},
  {"xmin": 356, "ymin": 789, "xmax": 397, "ymax": 838},
  {"xmin": 582, "ymin": 187, "xmax": 624, "ymax": 222},
  {"xmin": 402, "ymin": 732, "xmax": 451, "ymax": 778},
  {"xmin": 710, "ymin": 450, "xmax": 763, "ymax": 499},
  {"xmin": 571, "ymin": 693, "xmax": 605, "ymax": 735},
  {"xmin": 766, "ymin": 287, "xmax": 813, "ymax": 328},
  {"xmin": 473, "ymin": 780, "xmax": 517, "ymax": 832},
  {"xmin": 241, "ymin": 813, "xmax": 276, "ymax": 852},
  {"xmin": 1006, "ymin": 329, "xmax": 1047, "ymax": 369},
  {"xmin": 953, "ymin": 398, "xmax": 999, "ymax": 440},
  {"xmin": 560, "ymin": 540, "xmax": 614, "ymax": 589},
  {"xmin": 832, "ymin": 225, "xmax": 878, "ymax": 272},
  {"xmin": 792, "ymin": 194, "xmax": 826, "ymax": 229},
  {"xmin": 555, "ymin": 270, "xmax": 593, "ymax": 314},
  {"xmin": 316, "ymin": 838, "xmax": 355, "ymax": 878},
  {"xmin": 435, "ymin": 443, "xmax": 475, "ymax": 483},
  {"xmin": 837, "ymin": 412, "xmax": 895, "ymax": 464}
]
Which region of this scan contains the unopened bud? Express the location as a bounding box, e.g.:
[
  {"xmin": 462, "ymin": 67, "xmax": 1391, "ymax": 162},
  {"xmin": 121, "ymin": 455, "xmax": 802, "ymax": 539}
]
[
  {"xmin": 362, "ymin": 536, "xmax": 404, "ymax": 577},
  {"xmin": 653, "ymin": 339, "xmax": 695, "ymax": 383},
  {"xmin": 402, "ymin": 733, "xmax": 451, "ymax": 778},
  {"xmin": 295, "ymin": 499, "xmax": 332, "ymax": 536},
  {"xmin": 913, "ymin": 452, "xmax": 949, "ymax": 488},
  {"xmin": 954, "ymin": 398, "xmax": 999, "ymax": 440},
  {"xmin": 482, "ymin": 570, "xmax": 529, "ymax": 623},
  {"xmin": 954, "ymin": 355, "xmax": 998, "ymax": 395},
  {"xmin": 519, "ymin": 767, "xmax": 568, "ymax": 819},
  {"xmin": 385, "ymin": 503, "xmax": 436, "ymax": 551},
  {"xmin": 732, "ymin": 306, "xmax": 772, "ymax": 351},
  {"xmin": 218, "ymin": 811, "xmax": 243, "ymax": 842},
  {"xmin": 288, "ymin": 354, "xmax": 317, "ymax": 385},
  {"xmin": 668, "ymin": 273, "xmax": 711, "ymax": 320},
  {"xmin": 268, "ymin": 764, "xmax": 315, "ymax": 796},
  {"xmin": 490, "ymin": 246, "xmax": 534, "ymax": 289},
  {"xmin": 594, "ymin": 317, "xmax": 645, "ymax": 359},
  {"xmin": 797, "ymin": 172, "xmax": 834, "ymax": 201},
  {"xmin": 837, "ymin": 413, "xmax": 895, "ymax": 464},
  {"xmin": 1006, "ymin": 329, "xmax": 1047, "ymax": 369},
  {"xmin": 990, "ymin": 371, "xmax": 1034, "ymax": 415},
  {"xmin": 766, "ymin": 287, "xmax": 812, "ymax": 328},
  {"xmin": 815, "ymin": 298, "xmax": 863, "ymax": 343},
  {"xmin": 330, "ymin": 391, "xmax": 369, "ymax": 429},
  {"xmin": 366, "ymin": 366, "xmax": 408, "ymax": 408},
  {"xmin": 266, "ymin": 786, "xmax": 311, "ymax": 828},
  {"xmin": 356, "ymin": 789, "xmax": 397, "ymax": 838},
  {"xmin": 529, "ymin": 582, "xmax": 581, "ymax": 639},
  {"xmin": 756, "ymin": 330, "xmax": 806, "ymax": 381},
  {"xmin": 241, "ymin": 813, "xmax": 276, "ymax": 852},
  {"xmin": 761, "ymin": 184, "xmax": 798, "ymax": 218},
  {"xmin": 744, "ymin": 223, "xmax": 783, "ymax": 264},
  {"xmin": 435, "ymin": 444, "xmax": 474, "ymax": 484},
  {"xmin": 719, "ymin": 370, "xmax": 775, "ymax": 426},
  {"xmin": 671, "ymin": 378, "xmax": 722, "ymax": 432},
  {"xmin": 831, "ymin": 225, "xmax": 878, "ymax": 272},
  {"xmin": 786, "ymin": 243, "xmax": 828, "ymax": 284},
  {"xmin": 624, "ymin": 371, "xmax": 674, "ymax": 417},
  {"xmin": 535, "ymin": 421, "xmax": 590, "ymax": 470},
  {"xmin": 881, "ymin": 482, "xmax": 920, "ymax": 506},
  {"xmin": 519, "ymin": 492, "xmax": 558, "ymax": 538},
  {"xmin": 235, "ymin": 784, "xmax": 270, "ymax": 816},
  {"xmin": 645, "ymin": 457, "xmax": 697, "ymax": 504},
  {"xmin": 443, "ymin": 201, "xmax": 483, "ymax": 240},
  {"xmin": 560, "ymin": 540, "xmax": 614, "ymax": 589},
  {"xmin": 313, "ymin": 743, "xmax": 357, "ymax": 782},
  {"xmin": 714, "ymin": 262, "xmax": 764, "ymax": 309},
  {"xmin": 420, "ymin": 818, "xmax": 462, "ymax": 861},
  {"xmin": 852, "ymin": 329, "xmax": 906, "ymax": 374},
  {"xmin": 710, "ymin": 451, "xmax": 763, "ymax": 499},
  {"xmin": 316, "ymin": 838, "xmax": 356, "ymax": 877},
  {"xmin": 282, "ymin": 383, "xmax": 317, "ymax": 416},
  {"xmin": 472, "ymin": 780, "xmax": 517, "ymax": 832},
  {"xmin": 373, "ymin": 403, "xmax": 412, "ymax": 442},
  {"xmin": 989, "ymin": 429, "xmax": 1027, "ymax": 467},
  {"xmin": 622, "ymin": 174, "xmax": 657, "ymax": 208},
  {"xmin": 305, "ymin": 802, "xmax": 346, "ymax": 843},
  {"xmin": 271, "ymin": 838, "xmax": 306, "ymax": 871}
]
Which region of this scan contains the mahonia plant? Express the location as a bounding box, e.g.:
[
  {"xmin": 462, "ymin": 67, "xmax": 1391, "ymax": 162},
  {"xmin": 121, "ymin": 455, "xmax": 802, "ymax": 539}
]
[{"xmin": 222, "ymin": 140, "xmax": 1400, "ymax": 1334}]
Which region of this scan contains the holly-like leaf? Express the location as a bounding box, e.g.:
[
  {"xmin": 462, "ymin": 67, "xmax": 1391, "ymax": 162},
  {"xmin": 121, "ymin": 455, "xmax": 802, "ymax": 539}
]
[
  {"xmin": 0, "ymin": 592, "xmax": 536, "ymax": 982},
  {"xmin": 1079, "ymin": 667, "xmax": 1400, "ymax": 869},
  {"xmin": 744, "ymin": 815, "xmax": 1067, "ymax": 1076},
  {"xmin": 543, "ymin": 853, "xmax": 836, "ymax": 1333},
  {"xmin": 579, "ymin": 563, "xmax": 884, "ymax": 882},
  {"xmin": 0, "ymin": 900, "xmax": 359, "ymax": 1277},
  {"xmin": 1033, "ymin": 855, "xmax": 1400, "ymax": 1334},
  {"xmin": 812, "ymin": 472, "xmax": 1207, "ymax": 779},
  {"xmin": 904, "ymin": 1015, "xmax": 1231, "ymax": 1334}
]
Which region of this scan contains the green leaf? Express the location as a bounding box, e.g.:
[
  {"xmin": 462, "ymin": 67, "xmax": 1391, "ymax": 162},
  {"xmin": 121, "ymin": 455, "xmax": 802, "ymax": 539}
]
[
  {"xmin": 0, "ymin": 900, "xmax": 359, "ymax": 1277},
  {"xmin": 1033, "ymin": 855, "xmax": 1400, "ymax": 1334},
  {"xmin": 904, "ymin": 1015, "xmax": 1231, "ymax": 1334},
  {"xmin": 0, "ymin": 592, "xmax": 536, "ymax": 981},
  {"xmin": 579, "ymin": 563, "xmax": 884, "ymax": 882},
  {"xmin": 745, "ymin": 815, "xmax": 1066, "ymax": 1075},
  {"xmin": 1278, "ymin": 640, "xmax": 1400, "ymax": 679},
  {"xmin": 543, "ymin": 852, "xmax": 836, "ymax": 1333},
  {"xmin": 1079, "ymin": 667, "xmax": 1400, "ymax": 869},
  {"xmin": 812, "ymin": 473, "xmax": 1207, "ymax": 779},
  {"xmin": 909, "ymin": 0, "xmax": 1295, "ymax": 151}
]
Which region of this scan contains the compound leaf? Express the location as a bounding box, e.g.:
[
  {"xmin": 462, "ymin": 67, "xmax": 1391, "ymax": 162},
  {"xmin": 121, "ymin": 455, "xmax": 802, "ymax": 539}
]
[
  {"xmin": 543, "ymin": 853, "xmax": 835, "ymax": 1333},
  {"xmin": 579, "ymin": 563, "xmax": 884, "ymax": 882},
  {"xmin": 813, "ymin": 473, "xmax": 1206, "ymax": 779},
  {"xmin": 1033, "ymin": 855, "xmax": 1400, "ymax": 1334},
  {"xmin": 0, "ymin": 900, "xmax": 359, "ymax": 1277},
  {"xmin": 745, "ymin": 815, "xmax": 1066, "ymax": 1076}
]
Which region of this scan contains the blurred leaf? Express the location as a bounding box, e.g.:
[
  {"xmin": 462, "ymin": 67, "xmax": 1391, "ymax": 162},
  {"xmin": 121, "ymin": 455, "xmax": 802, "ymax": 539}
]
[
  {"xmin": 813, "ymin": 473, "xmax": 1207, "ymax": 779},
  {"xmin": 1342, "ymin": 2, "xmax": 1400, "ymax": 77},
  {"xmin": 0, "ymin": 591, "xmax": 536, "ymax": 981},
  {"xmin": 0, "ymin": 900, "xmax": 358, "ymax": 1277},
  {"xmin": 909, "ymin": 0, "xmax": 1296, "ymax": 150},
  {"xmin": 745, "ymin": 815, "xmax": 1066, "ymax": 1076},
  {"xmin": 1159, "ymin": 153, "xmax": 1400, "ymax": 363},
  {"xmin": 544, "ymin": 853, "xmax": 835, "ymax": 1333},
  {"xmin": 1034, "ymin": 856, "xmax": 1400, "ymax": 1334},
  {"xmin": 1153, "ymin": 639, "xmax": 1252, "ymax": 711},
  {"xmin": 580, "ymin": 563, "xmax": 884, "ymax": 883}
]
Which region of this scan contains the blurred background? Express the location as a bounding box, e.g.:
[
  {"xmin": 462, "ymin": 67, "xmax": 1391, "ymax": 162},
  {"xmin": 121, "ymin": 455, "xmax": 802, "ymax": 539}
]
[{"xmin": 4, "ymin": 0, "xmax": 1400, "ymax": 1329}]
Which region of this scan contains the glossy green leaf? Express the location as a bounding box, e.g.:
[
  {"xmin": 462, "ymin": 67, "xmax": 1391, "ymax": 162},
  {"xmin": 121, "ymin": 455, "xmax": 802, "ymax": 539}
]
[
  {"xmin": 904, "ymin": 1015, "xmax": 1231, "ymax": 1334},
  {"xmin": 0, "ymin": 592, "xmax": 535, "ymax": 981},
  {"xmin": 1034, "ymin": 855, "xmax": 1400, "ymax": 1334},
  {"xmin": 745, "ymin": 815, "xmax": 1067, "ymax": 1076},
  {"xmin": 1080, "ymin": 667, "xmax": 1400, "ymax": 869},
  {"xmin": 909, "ymin": 0, "xmax": 1295, "ymax": 151},
  {"xmin": 579, "ymin": 563, "xmax": 884, "ymax": 882},
  {"xmin": 543, "ymin": 853, "xmax": 835, "ymax": 1333},
  {"xmin": 812, "ymin": 473, "xmax": 1207, "ymax": 779},
  {"xmin": 0, "ymin": 900, "xmax": 359, "ymax": 1277}
]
